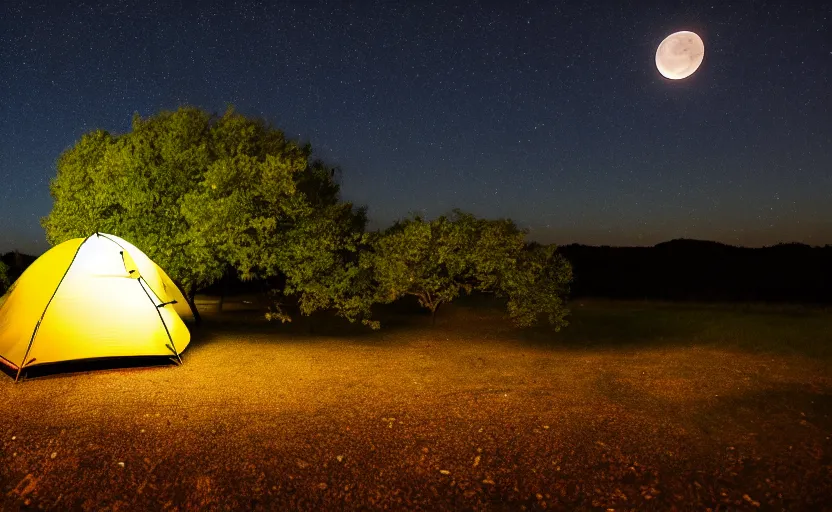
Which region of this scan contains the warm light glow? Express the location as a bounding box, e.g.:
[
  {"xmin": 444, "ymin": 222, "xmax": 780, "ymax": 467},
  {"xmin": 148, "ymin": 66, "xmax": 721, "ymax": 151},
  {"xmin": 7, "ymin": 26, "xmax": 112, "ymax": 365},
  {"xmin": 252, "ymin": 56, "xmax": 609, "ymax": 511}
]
[{"xmin": 0, "ymin": 234, "xmax": 192, "ymax": 372}]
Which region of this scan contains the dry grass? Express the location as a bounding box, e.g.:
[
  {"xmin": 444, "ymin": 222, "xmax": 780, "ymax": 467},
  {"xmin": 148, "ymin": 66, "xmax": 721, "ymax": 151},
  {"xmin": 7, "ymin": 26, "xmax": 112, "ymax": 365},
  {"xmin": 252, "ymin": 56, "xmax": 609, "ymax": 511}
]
[{"xmin": 1, "ymin": 298, "xmax": 831, "ymax": 510}]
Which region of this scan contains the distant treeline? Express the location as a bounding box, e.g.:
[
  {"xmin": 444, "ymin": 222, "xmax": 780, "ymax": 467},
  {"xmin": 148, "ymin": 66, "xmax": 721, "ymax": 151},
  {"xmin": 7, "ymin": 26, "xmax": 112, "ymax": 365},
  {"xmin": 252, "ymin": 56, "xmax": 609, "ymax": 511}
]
[
  {"xmin": 1, "ymin": 251, "xmax": 36, "ymax": 284},
  {"xmin": 6, "ymin": 238, "xmax": 831, "ymax": 304},
  {"xmin": 559, "ymin": 239, "xmax": 832, "ymax": 303}
]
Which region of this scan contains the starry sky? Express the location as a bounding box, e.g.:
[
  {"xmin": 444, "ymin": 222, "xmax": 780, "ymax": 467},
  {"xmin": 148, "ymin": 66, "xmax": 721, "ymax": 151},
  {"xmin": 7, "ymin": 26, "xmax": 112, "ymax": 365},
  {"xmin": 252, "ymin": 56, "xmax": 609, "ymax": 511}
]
[{"xmin": 1, "ymin": 0, "xmax": 830, "ymax": 254}]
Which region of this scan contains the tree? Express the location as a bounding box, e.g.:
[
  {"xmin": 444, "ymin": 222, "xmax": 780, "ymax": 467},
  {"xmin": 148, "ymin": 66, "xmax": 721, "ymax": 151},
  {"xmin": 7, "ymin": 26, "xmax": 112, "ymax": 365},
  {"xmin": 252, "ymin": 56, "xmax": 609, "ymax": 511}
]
[
  {"xmin": 0, "ymin": 260, "xmax": 9, "ymax": 294},
  {"xmin": 42, "ymin": 108, "xmax": 222, "ymax": 318},
  {"xmin": 500, "ymin": 244, "xmax": 572, "ymax": 329},
  {"xmin": 42, "ymin": 106, "xmax": 371, "ymax": 325},
  {"xmin": 370, "ymin": 210, "xmax": 572, "ymax": 327},
  {"xmin": 371, "ymin": 214, "xmax": 465, "ymax": 324},
  {"xmin": 178, "ymin": 115, "xmax": 376, "ymax": 327},
  {"xmin": 276, "ymin": 203, "xmax": 379, "ymax": 329}
]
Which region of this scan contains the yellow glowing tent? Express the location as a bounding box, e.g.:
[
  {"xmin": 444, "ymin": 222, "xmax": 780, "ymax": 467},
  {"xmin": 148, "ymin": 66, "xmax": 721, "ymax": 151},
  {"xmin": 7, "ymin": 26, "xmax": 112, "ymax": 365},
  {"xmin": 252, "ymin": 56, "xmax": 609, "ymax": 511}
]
[{"xmin": 0, "ymin": 233, "xmax": 194, "ymax": 381}]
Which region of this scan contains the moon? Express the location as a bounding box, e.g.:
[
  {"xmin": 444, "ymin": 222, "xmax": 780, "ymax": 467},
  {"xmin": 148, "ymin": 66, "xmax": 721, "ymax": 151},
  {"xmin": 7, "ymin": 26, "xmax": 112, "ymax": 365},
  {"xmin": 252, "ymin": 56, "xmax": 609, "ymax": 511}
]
[{"xmin": 655, "ymin": 31, "xmax": 704, "ymax": 80}]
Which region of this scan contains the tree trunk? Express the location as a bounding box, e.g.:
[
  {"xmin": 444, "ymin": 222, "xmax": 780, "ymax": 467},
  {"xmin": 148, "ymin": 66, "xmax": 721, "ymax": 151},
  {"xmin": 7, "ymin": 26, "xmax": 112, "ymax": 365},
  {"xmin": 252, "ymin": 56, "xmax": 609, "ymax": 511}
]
[
  {"xmin": 186, "ymin": 286, "xmax": 203, "ymax": 325},
  {"xmin": 217, "ymin": 273, "xmax": 227, "ymax": 313},
  {"xmin": 431, "ymin": 302, "xmax": 442, "ymax": 326}
]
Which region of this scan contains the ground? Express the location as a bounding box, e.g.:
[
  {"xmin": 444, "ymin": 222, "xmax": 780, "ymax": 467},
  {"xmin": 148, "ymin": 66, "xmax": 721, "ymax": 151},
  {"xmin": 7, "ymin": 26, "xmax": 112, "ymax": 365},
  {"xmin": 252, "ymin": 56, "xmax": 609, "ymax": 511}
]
[{"xmin": 1, "ymin": 298, "xmax": 831, "ymax": 510}]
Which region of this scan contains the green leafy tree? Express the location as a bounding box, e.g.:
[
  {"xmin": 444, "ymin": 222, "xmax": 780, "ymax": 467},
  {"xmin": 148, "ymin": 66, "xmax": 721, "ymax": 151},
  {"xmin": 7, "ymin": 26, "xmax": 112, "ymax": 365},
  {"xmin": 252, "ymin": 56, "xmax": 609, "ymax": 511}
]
[
  {"xmin": 371, "ymin": 210, "xmax": 572, "ymax": 328},
  {"xmin": 500, "ymin": 244, "xmax": 572, "ymax": 329},
  {"xmin": 42, "ymin": 106, "xmax": 371, "ymax": 325},
  {"xmin": 371, "ymin": 214, "xmax": 463, "ymax": 324},
  {"xmin": 179, "ymin": 114, "xmax": 376, "ymax": 327},
  {"xmin": 277, "ymin": 203, "xmax": 379, "ymax": 328},
  {"xmin": 43, "ymin": 108, "xmax": 222, "ymax": 317},
  {"xmin": 0, "ymin": 260, "xmax": 9, "ymax": 294}
]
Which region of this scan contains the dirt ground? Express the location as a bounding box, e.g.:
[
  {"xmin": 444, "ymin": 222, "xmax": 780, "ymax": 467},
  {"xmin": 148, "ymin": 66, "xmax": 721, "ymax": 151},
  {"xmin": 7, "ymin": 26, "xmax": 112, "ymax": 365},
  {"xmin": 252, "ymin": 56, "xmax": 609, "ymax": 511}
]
[{"xmin": 1, "ymin": 300, "xmax": 831, "ymax": 510}]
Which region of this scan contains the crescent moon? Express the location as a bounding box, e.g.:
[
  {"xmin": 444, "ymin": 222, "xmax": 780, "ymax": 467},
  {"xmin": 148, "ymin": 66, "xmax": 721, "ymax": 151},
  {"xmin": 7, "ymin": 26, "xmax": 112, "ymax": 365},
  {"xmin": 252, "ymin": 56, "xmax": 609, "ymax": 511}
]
[{"xmin": 655, "ymin": 31, "xmax": 705, "ymax": 80}]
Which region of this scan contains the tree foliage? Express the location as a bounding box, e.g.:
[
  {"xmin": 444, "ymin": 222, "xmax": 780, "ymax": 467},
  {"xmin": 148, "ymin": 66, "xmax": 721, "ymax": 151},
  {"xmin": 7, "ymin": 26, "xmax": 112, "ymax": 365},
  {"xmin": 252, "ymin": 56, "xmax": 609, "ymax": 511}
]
[
  {"xmin": 42, "ymin": 106, "xmax": 370, "ymax": 324},
  {"xmin": 370, "ymin": 210, "xmax": 572, "ymax": 328},
  {"xmin": 41, "ymin": 106, "xmax": 571, "ymax": 332},
  {"xmin": 370, "ymin": 214, "xmax": 469, "ymax": 322},
  {"xmin": 501, "ymin": 244, "xmax": 572, "ymax": 329},
  {"xmin": 0, "ymin": 260, "xmax": 9, "ymax": 294}
]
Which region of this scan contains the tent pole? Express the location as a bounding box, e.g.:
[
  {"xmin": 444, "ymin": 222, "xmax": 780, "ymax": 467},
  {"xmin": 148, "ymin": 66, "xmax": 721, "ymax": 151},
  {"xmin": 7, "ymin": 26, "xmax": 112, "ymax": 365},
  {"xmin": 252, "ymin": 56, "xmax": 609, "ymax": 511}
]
[
  {"xmin": 15, "ymin": 235, "xmax": 92, "ymax": 384},
  {"xmin": 89, "ymin": 235, "xmax": 187, "ymax": 366},
  {"xmin": 136, "ymin": 276, "xmax": 182, "ymax": 366}
]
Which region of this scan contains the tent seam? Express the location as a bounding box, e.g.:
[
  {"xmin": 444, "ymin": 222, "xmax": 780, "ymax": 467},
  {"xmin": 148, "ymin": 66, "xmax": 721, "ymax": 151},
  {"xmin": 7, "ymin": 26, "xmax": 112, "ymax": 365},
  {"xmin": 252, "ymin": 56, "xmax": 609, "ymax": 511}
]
[
  {"xmin": 95, "ymin": 234, "xmax": 182, "ymax": 362},
  {"xmin": 97, "ymin": 233, "xmax": 193, "ymax": 318},
  {"xmin": 16, "ymin": 234, "xmax": 94, "ymax": 382},
  {"xmin": 137, "ymin": 277, "xmax": 182, "ymax": 363}
]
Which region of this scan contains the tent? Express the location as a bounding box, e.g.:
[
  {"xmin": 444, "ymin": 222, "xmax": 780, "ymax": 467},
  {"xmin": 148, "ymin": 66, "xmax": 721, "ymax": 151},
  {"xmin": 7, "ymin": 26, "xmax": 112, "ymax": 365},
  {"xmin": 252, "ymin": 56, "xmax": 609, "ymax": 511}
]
[{"xmin": 0, "ymin": 233, "xmax": 194, "ymax": 381}]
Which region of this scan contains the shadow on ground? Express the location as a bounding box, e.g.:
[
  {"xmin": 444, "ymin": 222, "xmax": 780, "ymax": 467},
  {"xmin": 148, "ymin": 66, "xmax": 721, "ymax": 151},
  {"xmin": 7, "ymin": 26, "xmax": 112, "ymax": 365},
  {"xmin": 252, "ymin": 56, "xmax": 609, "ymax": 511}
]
[
  {"xmin": 185, "ymin": 296, "xmax": 832, "ymax": 363},
  {"xmin": 5, "ymin": 356, "xmax": 177, "ymax": 382},
  {"xmin": 516, "ymin": 299, "xmax": 832, "ymax": 360}
]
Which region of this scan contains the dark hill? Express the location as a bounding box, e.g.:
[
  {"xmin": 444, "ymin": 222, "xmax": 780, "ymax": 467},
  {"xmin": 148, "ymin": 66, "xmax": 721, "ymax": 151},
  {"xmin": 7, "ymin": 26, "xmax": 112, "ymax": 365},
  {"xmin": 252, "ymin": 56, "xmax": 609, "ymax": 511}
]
[{"xmin": 559, "ymin": 240, "xmax": 832, "ymax": 303}]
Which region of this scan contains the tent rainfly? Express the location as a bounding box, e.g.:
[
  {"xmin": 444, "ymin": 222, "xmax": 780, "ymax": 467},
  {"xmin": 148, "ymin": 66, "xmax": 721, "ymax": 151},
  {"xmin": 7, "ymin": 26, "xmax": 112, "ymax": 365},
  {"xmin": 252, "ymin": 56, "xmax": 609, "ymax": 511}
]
[{"xmin": 0, "ymin": 233, "xmax": 194, "ymax": 381}]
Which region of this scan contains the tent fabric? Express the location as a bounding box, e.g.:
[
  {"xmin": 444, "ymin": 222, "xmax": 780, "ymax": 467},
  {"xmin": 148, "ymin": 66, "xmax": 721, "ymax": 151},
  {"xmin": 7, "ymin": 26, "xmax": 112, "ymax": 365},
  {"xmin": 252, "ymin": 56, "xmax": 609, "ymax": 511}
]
[
  {"xmin": 107, "ymin": 236, "xmax": 194, "ymax": 321},
  {"xmin": 0, "ymin": 233, "xmax": 193, "ymax": 375}
]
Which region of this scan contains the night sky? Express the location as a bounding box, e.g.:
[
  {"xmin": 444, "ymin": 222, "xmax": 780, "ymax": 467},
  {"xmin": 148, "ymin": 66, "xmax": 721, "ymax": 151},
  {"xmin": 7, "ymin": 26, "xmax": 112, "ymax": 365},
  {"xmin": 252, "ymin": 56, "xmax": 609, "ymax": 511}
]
[{"xmin": 1, "ymin": 0, "xmax": 830, "ymax": 255}]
